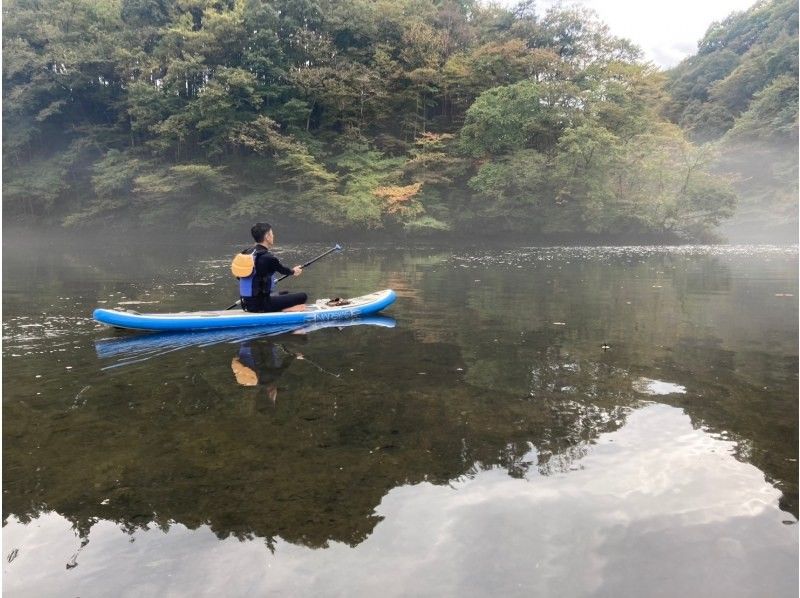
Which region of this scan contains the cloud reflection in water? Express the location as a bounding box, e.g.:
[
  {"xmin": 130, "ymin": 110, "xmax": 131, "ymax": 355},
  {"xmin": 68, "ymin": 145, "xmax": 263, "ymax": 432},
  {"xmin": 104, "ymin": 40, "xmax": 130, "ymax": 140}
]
[{"xmin": 4, "ymin": 404, "xmax": 796, "ymax": 597}]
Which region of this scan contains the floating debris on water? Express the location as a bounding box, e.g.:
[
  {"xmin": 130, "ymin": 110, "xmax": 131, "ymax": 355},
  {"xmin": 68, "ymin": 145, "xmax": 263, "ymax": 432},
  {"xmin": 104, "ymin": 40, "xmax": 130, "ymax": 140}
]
[
  {"xmin": 448, "ymin": 245, "xmax": 798, "ymax": 271},
  {"xmin": 117, "ymin": 301, "xmax": 161, "ymax": 305}
]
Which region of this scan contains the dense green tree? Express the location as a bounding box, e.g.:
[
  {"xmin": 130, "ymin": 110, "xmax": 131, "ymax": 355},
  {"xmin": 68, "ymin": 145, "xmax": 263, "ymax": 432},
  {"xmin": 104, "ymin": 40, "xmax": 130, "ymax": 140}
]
[{"xmin": 5, "ymin": 0, "xmax": 780, "ymax": 240}]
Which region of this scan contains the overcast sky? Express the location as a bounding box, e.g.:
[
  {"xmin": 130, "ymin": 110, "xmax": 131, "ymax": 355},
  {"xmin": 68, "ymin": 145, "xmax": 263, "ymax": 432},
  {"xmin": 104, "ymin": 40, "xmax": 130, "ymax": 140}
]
[{"xmin": 537, "ymin": 0, "xmax": 757, "ymax": 68}]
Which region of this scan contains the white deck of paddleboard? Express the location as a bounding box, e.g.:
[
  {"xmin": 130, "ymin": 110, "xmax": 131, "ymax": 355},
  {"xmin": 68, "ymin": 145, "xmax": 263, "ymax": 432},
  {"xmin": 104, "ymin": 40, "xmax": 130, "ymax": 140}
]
[{"xmin": 112, "ymin": 290, "xmax": 390, "ymax": 318}]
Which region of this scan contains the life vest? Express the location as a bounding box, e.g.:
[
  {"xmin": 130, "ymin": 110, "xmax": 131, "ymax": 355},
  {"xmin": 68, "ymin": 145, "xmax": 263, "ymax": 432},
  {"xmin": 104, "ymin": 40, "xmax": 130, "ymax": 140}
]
[{"xmin": 232, "ymin": 246, "xmax": 276, "ymax": 298}]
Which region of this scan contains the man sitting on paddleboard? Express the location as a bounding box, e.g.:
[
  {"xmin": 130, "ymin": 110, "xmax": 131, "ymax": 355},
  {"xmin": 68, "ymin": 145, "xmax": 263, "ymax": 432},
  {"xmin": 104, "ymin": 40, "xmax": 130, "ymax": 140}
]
[{"xmin": 237, "ymin": 222, "xmax": 307, "ymax": 313}]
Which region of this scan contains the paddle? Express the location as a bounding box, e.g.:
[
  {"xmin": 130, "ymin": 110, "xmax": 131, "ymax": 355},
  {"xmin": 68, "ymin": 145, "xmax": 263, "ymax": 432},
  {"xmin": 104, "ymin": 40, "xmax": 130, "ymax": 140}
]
[
  {"xmin": 278, "ymin": 343, "xmax": 341, "ymax": 379},
  {"xmin": 225, "ymin": 244, "xmax": 342, "ymax": 310}
]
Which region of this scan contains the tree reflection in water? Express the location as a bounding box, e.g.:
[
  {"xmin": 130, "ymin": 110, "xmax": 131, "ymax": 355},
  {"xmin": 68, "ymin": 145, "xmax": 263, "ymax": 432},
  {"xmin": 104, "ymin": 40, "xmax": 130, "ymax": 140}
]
[{"xmin": 2, "ymin": 244, "xmax": 796, "ymax": 572}]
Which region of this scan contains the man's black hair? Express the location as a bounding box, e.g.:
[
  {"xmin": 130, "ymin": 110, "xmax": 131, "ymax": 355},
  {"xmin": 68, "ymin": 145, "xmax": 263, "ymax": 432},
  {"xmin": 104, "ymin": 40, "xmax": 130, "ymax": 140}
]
[{"xmin": 251, "ymin": 222, "xmax": 272, "ymax": 243}]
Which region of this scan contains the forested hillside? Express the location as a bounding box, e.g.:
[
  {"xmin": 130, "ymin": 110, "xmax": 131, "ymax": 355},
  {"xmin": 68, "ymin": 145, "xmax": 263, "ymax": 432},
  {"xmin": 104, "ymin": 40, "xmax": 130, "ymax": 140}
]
[
  {"xmin": 665, "ymin": 0, "xmax": 798, "ymax": 241},
  {"xmin": 1, "ymin": 0, "xmax": 759, "ymax": 239}
]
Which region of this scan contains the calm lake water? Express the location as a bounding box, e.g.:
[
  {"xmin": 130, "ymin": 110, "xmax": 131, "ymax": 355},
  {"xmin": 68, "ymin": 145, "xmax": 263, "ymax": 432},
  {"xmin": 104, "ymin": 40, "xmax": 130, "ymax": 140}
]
[{"xmin": 3, "ymin": 236, "xmax": 798, "ymax": 597}]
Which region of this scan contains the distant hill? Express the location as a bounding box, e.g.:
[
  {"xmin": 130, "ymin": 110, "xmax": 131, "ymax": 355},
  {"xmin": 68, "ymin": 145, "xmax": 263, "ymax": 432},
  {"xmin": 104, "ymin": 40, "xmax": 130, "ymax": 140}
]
[{"xmin": 665, "ymin": 0, "xmax": 798, "ymax": 243}]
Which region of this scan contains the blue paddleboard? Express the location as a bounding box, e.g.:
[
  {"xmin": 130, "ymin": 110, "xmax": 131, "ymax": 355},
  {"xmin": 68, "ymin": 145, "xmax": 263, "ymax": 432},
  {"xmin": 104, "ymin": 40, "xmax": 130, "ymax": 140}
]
[{"xmin": 93, "ymin": 289, "xmax": 396, "ymax": 332}]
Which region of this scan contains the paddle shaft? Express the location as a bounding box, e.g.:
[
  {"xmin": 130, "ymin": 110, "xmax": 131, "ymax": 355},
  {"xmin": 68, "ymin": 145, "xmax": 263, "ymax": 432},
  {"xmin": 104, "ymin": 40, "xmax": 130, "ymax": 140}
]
[
  {"xmin": 226, "ymin": 244, "xmax": 341, "ymax": 310},
  {"xmin": 278, "ymin": 343, "xmax": 341, "ymax": 378},
  {"xmin": 276, "ymin": 244, "xmax": 341, "ymax": 282}
]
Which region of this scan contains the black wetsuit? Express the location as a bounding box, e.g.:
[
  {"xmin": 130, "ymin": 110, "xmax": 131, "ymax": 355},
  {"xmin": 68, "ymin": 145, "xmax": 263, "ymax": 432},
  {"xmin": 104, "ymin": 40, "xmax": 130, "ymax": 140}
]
[{"xmin": 240, "ymin": 247, "xmax": 308, "ymax": 313}]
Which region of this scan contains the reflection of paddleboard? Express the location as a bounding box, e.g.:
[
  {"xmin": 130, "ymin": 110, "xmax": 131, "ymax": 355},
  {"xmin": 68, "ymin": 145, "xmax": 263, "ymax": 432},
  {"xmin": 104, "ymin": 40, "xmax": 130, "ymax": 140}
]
[
  {"xmin": 292, "ymin": 317, "xmax": 396, "ymax": 335},
  {"xmin": 93, "ymin": 289, "xmax": 396, "ymax": 331},
  {"xmin": 95, "ymin": 316, "xmax": 397, "ymax": 363}
]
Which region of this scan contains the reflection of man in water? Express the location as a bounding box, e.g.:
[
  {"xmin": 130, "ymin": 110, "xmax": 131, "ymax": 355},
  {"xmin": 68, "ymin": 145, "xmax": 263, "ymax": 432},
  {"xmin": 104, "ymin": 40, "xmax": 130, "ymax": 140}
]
[{"xmin": 231, "ymin": 341, "xmax": 301, "ymax": 403}]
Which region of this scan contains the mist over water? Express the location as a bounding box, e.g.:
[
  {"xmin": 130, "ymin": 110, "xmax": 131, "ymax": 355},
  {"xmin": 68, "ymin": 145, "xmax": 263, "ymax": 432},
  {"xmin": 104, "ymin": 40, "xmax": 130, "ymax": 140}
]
[
  {"xmin": 712, "ymin": 140, "xmax": 799, "ymax": 245},
  {"xmin": 2, "ymin": 233, "xmax": 798, "ymax": 596}
]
